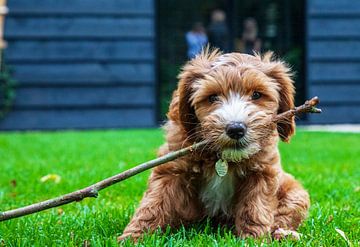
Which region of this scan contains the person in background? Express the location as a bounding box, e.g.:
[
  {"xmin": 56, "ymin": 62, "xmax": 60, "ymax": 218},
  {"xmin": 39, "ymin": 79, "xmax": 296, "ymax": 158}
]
[
  {"xmin": 237, "ymin": 17, "xmax": 262, "ymax": 54},
  {"xmin": 207, "ymin": 9, "xmax": 230, "ymax": 52},
  {"xmin": 186, "ymin": 22, "xmax": 208, "ymax": 59}
]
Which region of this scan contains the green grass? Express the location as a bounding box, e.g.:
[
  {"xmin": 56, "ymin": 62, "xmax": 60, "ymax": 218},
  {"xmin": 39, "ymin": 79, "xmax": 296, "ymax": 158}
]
[{"xmin": 0, "ymin": 129, "xmax": 359, "ymax": 246}]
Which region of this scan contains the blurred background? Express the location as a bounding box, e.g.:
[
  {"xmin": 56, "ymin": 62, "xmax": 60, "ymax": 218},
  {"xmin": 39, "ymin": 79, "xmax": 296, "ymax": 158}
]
[{"xmin": 0, "ymin": 0, "xmax": 359, "ymax": 131}]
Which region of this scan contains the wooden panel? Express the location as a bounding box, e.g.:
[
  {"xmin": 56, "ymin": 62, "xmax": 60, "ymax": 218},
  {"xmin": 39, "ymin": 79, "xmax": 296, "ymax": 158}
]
[
  {"xmin": 309, "ymin": 41, "xmax": 360, "ymax": 60},
  {"xmin": 11, "ymin": 63, "xmax": 155, "ymax": 85},
  {"xmin": 308, "ymin": 105, "xmax": 360, "ymax": 124},
  {"xmin": 0, "ymin": 0, "xmax": 157, "ymax": 130},
  {"xmin": 309, "ymin": 85, "xmax": 360, "ymax": 103},
  {"xmin": 309, "ymin": 62, "xmax": 360, "ymax": 82},
  {"xmin": 0, "ymin": 108, "xmax": 155, "ymax": 130},
  {"xmin": 8, "ymin": 0, "xmax": 154, "ymax": 15},
  {"xmin": 309, "ymin": 0, "xmax": 360, "ymax": 15},
  {"xmin": 5, "ymin": 17, "xmax": 154, "ymax": 39},
  {"xmin": 307, "ymin": 1, "xmax": 360, "ymax": 124},
  {"xmin": 13, "ymin": 86, "xmax": 155, "ymax": 108},
  {"xmin": 5, "ymin": 41, "xmax": 154, "ymax": 62},
  {"xmin": 309, "ymin": 18, "xmax": 360, "ymax": 38}
]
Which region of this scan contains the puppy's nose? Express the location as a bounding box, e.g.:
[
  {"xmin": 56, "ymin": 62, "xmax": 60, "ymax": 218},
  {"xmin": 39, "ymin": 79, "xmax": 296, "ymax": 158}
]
[{"xmin": 226, "ymin": 122, "xmax": 247, "ymax": 140}]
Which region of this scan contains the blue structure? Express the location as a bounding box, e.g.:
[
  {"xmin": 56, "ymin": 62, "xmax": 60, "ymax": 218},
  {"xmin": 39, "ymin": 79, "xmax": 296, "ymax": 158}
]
[
  {"xmin": 307, "ymin": 0, "xmax": 360, "ymax": 124},
  {"xmin": 1, "ymin": 0, "xmax": 359, "ymax": 130},
  {"xmin": 0, "ymin": 0, "xmax": 157, "ymax": 130}
]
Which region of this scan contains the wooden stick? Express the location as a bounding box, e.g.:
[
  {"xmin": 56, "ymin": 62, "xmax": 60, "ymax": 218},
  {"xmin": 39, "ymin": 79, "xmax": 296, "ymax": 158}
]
[
  {"xmin": 0, "ymin": 97, "xmax": 321, "ymax": 222},
  {"xmin": 0, "ymin": 141, "xmax": 206, "ymax": 221},
  {"xmin": 273, "ymin": 96, "xmax": 321, "ymax": 123}
]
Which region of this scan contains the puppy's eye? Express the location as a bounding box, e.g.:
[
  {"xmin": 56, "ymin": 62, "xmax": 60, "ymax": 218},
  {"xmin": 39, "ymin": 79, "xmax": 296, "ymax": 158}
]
[
  {"xmin": 208, "ymin": 94, "xmax": 220, "ymax": 103},
  {"xmin": 251, "ymin": 91, "xmax": 262, "ymax": 100}
]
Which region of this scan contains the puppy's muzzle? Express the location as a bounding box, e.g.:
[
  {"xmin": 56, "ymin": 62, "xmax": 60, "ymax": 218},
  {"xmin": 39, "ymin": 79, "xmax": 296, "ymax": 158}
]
[{"xmin": 225, "ymin": 122, "xmax": 247, "ymax": 140}]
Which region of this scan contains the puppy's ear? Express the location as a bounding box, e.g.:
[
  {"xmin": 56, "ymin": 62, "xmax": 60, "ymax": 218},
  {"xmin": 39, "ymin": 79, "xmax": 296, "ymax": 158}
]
[
  {"xmin": 177, "ymin": 48, "xmax": 221, "ymax": 135},
  {"xmin": 262, "ymin": 52, "xmax": 295, "ymax": 142}
]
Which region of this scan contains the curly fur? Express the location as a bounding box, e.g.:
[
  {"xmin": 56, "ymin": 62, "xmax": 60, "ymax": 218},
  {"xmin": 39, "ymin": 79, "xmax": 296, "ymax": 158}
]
[{"xmin": 119, "ymin": 48, "xmax": 310, "ymax": 241}]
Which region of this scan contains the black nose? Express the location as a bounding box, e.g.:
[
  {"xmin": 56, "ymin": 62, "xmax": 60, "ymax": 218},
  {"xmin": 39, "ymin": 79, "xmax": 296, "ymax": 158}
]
[{"xmin": 226, "ymin": 122, "xmax": 247, "ymax": 140}]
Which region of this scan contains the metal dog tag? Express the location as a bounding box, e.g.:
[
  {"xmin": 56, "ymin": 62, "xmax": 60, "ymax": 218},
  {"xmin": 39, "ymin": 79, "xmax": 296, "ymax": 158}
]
[{"xmin": 215, "ymin": 159, "xmax": 228, "ymax": 177}]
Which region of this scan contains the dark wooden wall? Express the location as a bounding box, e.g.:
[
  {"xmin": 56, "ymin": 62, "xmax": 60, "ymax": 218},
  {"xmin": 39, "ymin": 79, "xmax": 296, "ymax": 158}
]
[
  {"xmin": 0, "ymin": 0, "xmax": 157, "ymax": 130},
  {"xmin": 307, "ymin": 0, "xmax": 360, "ymax": 124}
]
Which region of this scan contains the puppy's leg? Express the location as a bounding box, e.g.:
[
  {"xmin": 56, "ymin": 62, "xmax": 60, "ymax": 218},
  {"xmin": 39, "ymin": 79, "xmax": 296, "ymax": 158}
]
[
  {"xmin": 118, "ymin": 169, "xmax": 202, "ymax": 242},
  {"xmin": 272, "ymin": 173, "xmax": 310, "ymax": 239},
  {"xmin": 234, "ymin": 170, "xmax": 277, "ymax": 238}
]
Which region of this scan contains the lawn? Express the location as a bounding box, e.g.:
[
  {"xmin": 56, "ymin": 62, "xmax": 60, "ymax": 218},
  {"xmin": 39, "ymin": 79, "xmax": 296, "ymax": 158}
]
[{"xmin": 0, "ymin": 129, "xmax": 359, "ymax": 246}]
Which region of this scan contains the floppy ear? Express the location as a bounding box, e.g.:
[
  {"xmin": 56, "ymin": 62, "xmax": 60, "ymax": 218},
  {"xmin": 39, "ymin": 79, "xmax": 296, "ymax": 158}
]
[
  {"xmin": 177, "ymin": 48, "xmax": 221, "ymax": 135},
  {"xmin": 262, "ymin": 53, "xmax": 295, "ymax": 142}
]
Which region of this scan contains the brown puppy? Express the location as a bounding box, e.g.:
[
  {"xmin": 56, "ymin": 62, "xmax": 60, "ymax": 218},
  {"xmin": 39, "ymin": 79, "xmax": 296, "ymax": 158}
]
[{"xmin": 119, "ymin": 49, "xmax": 309, "ymax": 241}]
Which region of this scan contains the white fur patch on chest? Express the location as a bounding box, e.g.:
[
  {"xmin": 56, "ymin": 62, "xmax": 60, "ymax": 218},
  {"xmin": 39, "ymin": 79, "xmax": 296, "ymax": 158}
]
[{"xmin": 200, "ymin": 172, "xmax": 235, "ymax": 217}]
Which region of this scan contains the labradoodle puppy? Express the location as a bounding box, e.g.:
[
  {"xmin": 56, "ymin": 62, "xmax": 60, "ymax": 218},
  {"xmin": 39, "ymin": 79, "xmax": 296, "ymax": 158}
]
[{"xmin": 119, "ymin": 49, "xmax": 309, "ymax": 241}]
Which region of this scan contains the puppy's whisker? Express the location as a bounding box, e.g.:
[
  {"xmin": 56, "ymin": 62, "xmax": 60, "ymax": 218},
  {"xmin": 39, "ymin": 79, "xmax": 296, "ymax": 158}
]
[
  {"xmin": 199, "ymin": 142, "xmax": 212, "ymax": 157},
  {"xmin": 180, "ymin": 129, "xmax": 206, "ymax": 148}
]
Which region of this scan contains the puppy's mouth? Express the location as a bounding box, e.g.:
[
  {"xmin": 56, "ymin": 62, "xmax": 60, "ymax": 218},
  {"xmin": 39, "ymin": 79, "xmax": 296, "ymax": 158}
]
[
  {"xmin": 218, "ymin": 139, "xmax": 260, "ymax": 162},
  {"xmin": 220, "ymin": 139, "xmax": 249, "ymax": 151},
  {"xmin": 233, "ymin": 141, "xmax": 248, "ymax": 150}
]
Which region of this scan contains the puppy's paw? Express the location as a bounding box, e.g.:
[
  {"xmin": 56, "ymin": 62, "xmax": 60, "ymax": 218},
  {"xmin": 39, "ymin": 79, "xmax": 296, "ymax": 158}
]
[
  {"xmin": 117, "ymin": 234, "xmax": 128, "ymax": 244},
  {"xmin": 272, "ymin": 228, "xmax": 301, "ymax": 241},
  {"xmin": 117, "ymin": 232, "xmax": 141, "ymax": 244}
]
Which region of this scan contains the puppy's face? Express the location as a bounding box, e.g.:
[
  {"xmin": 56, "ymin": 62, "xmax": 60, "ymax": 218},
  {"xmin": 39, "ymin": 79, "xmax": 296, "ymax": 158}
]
[
  {"xmin": 177, "ymin": 51, "xmax": 295, "ymax": 161},
  {"xmin": 192, "ymin": 67, "xmax": 280, "ymax": 161}
]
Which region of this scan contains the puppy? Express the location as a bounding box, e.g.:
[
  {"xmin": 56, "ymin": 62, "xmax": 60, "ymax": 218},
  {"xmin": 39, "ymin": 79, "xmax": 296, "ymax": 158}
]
[{"xmin": 119, "ymin": 49, "xmax": 310, "ymax": 241}]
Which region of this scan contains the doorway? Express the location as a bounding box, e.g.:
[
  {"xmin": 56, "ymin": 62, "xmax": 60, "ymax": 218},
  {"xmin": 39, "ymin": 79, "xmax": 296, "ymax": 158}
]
[{"xmin": 158, "ymin": 0, "xmax": 305, "ymax": 119}]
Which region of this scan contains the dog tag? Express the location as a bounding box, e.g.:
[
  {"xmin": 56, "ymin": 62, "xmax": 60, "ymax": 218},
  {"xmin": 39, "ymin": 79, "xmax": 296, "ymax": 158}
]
[{"xmin": 215, "ymin": 159, "xmax": 228, "ymax": 177}]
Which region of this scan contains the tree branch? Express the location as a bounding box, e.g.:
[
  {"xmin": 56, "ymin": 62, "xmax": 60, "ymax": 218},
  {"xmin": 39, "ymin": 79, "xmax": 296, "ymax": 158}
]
[
  {"xmin": 273, "ymin": 96, "xmax": 321, "ymax": 123},
  {"xmin": 0, "ymin": 97, "xmax": 321, "ymax": 222}
]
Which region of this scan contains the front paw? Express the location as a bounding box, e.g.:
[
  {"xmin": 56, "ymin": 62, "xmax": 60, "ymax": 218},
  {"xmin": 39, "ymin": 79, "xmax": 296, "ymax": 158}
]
[
  {"xmin": 272, "ymin": 228, "xmax": 301, "ymax": 241},
  {"xmin": 117, "ymin": 232, "xmax": 142, "ymax": 244},
  {"xmin": 238, "ymin": 224, "xmax": 271, "ymax": 239}
]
